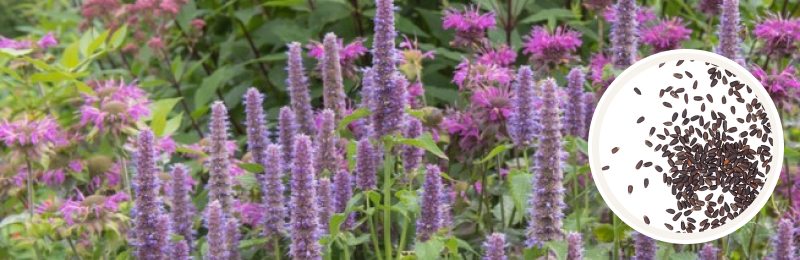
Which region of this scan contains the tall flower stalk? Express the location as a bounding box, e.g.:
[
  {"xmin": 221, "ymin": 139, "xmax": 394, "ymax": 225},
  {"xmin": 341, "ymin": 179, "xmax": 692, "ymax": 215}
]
[
  {"xmin": 509, "ymin": 66, "xmax": 537, "ymax": 148},
  {"xmin": 169, "ymin": 164, "xmax": 194, "ymax": 249},
  {"xmin": 355, "ymin": 138, "xmax": 378, "ymax": 190},
  {"xmin": 225, "ymin": 218, "xmax": 241, "ymax": 260},
  {"xmin": 371, "ymin": 0, "xmax": 405, "ymax": 137},
  {"xmin": 289, "ymin": 135, "xmax": 322, "ymax": 260},
  {"xmin": 314, "ymin": 109, "xmax": 341, "ymax": 176},
  {"xmin": 610, "ymin": 0, "xmax": 639, "ymax": 69},
  {"xmin": 321, "ymin": 33, "xmax": 346, "ymax": 122},
  {"xmin": 770, "ymin": 218, "xmax": 796, "ymax": 260},
  {"xmin": 564, "ymin": 68, "xmax": 585, "ymax": 137},
  {"xmin": 526, "ymin": 79, "xmax": 566, "ymax": 246},
  {"xmin": 697, "ymin": 243, "xmax": 717, "ymax": 260},
  {"xmin": 417, "ymin": 164, "xmax": 443, "ymax": 242},
  {"xmin": 278, "ymin": 107, "xmax": 295, "ymax": 173},
  {"xmin": 482, "ymin": 233, "xmax": 507, "ymax": 260},
  {"xmin": 318, "ymin": 177, "xmax": 333, "ymax": 233},
  {"xmin": 567, "ymin": 233, "xmax": 583, "ymax": 260},
  {"xmin": 208, "ymin": 102, "xmax": 234, "ymax": 213},
  {"xmin": 133, "ymin": 129, "xmax": 163, "ymax": 260},
  {"xmin": 333, "ymin": 169, "xmax": 354, "ymax": 231},
  {"xmin": 205, "ymin": 200, "xmax": 228, "ymax": 260},
  {"xmin": 401, "ymin": 117, "xmax": 424, "ymax": 172},
  {"xmin": 634, "ymin": 232, "xmax": 657, "ymax": 260},
  {"xmin": 262, "ymin": 145, "xmax": 286, "ymax": 247},
  {"xmin": 286, "ymin": 42, "xmax": 315, "ymax": 135},
  {"xmin": 717, "ymin": 0, "xmax": 742, "ymax": 63}
]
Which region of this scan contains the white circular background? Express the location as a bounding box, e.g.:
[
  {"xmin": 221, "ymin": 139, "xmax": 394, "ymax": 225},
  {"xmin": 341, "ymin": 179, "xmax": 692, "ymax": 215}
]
[{"xmin": 588, "ymin": 50, "xmax": 784, "ymax": 244}]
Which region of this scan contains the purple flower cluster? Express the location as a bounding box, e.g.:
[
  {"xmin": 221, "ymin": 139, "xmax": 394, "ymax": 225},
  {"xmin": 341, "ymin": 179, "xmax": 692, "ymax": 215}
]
[
  {"xmin": 333, "ymin": 169, "xmax": 354, "ymax": 231},
  {"xmin": 79, "ymin": 79, "xmax": 150, "ymax": 134},
  {"xmin": 317, "ymin": 177, "xmax": 333, "ymax": 233},
  {"xmin": 508, "ymin": 66, "xmax": 537, "ymax": 147},
  {"xmin": 168, "ymin": 164, "xmax": 194, "ymax": 249},
  {"xmin": 567, "ymin": 232, "xmax": 583, "ymax": 260},
  {"xmin": 205, "ymin": 200, "xmax": 228, "ymax": 260},
  {"xmin": 286, "ymin": 42, "xmax": 316, "ymax": 135},
  {"xmin": 289, "ymin": 135, "xmax": 322, "ymax": 260},
  {"xmin": 526, "ymin": 78, "xmax": 566, "ymax": 246},
  {"xmin": 418, "ymin": 164, "xmax": 443, "ymax": 242},
  {"xmin": 640, "ymin": 17, "xmax": 692, "ymax": 53},
  {"xmin": 207, "ymin": 102, "xmax": 234, "ymax": 214},
  {"xmin": 225, "ymin": 218, "xmax": 241, "ymax": 260},
  {"xmin": 0, "ymin": 116, "xmax": 67, "ymax": 160},
  {"xmin": 717, "ymin": 0, "xmax": 742, "ymax": 63},
  {"xmin": 610, "ymin": 0, "xmax": 639, "ymax": 69},
  {"xmin": 0, "ymin": 32, "xmax": 57, "ymax": 50},
  {"xmin": 564, "ymin": 68, "xmax": 586, "ymax": 137},
  {"xmin": 523, "ymin": 26, "xmax": 582, "ymax": 67},
  {"xmin": 321, "ymin": 33, "xmax": 347, "ymax": 122},
  {"xmin": 482, "ymin": 233, "xmax": 507, "ymax": 260},
  {"xmin": 633, "ymin": 232, "xmax": 657, "ymax": 260},
  {"xmin": 401, "ymin": 117, "xmax": 424, "ymax": 172},
  {"xmin": 314, "ymin": 109, "xmax": 341, "ymax": 176},
  {"xmin": 750, "ymin": 64, "xmax": 800, "ymax": 109},
  {"xmin": 770, "ymin": 218, "xmax": 797, "ymax": 260},
  {"xmin": 307, "ymin": 36, "xmax": 367, "ymax": 79},
  {"xmin": 754, "ymin": 15, "xmax": 800, "ymax": 56},
  {"xmin": 278, "ymin": 107, "xmax": 295, "ymax": 173},
  {"xmin": 262, "ymin": 144, "xmax": 286, "ymax": 239},
  {"xmin": 133, "ymin": 129, "xmax": 163, "ymax": 260},
  {"xmin": 698, "ymin": 0, "xmax": 723, "ymax": 16},
  {"xmin": 371, "ymin": 0, "xmax": 406, "ymax": 137},
  {"xmin": 453, "ymin": 59, "xmax": 514, "ymax": 90},
  {"xmin": 697, "ymin": 243, "xmax": 718, "ymax": 260},
  {"xmin": 355, "ymin": 138, "xmax": 378, "ymax": 190},
  {"xmin": 443, "ymin": 5, "xmax": 496, "ymax": 47}
]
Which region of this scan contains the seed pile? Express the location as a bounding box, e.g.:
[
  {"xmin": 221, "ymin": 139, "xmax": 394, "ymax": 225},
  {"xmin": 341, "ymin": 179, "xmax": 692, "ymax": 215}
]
[{"xmin": 608, "ymin": 60, "xmax": 775, "ymax": 234}]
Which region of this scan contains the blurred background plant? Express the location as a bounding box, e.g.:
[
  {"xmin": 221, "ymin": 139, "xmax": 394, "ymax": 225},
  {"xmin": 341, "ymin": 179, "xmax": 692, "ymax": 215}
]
[{"xmin": 0, "ymin": 0, "xmax": 797, "ymax": 259}]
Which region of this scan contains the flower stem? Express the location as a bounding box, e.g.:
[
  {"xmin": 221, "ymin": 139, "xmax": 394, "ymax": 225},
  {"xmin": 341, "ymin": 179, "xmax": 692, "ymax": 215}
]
[
  {"xmin": 365, "ymin": 192, "xmax": 384, "ymax": 260},
  {"xmin": 26, "ymin": 157, "xmax": 34, "ymax": 218},
  {"xmin": 382, "ymin": 143, "xmax": 394, "ymax": 260},
  {"xmin": 612, "ymin": 213, "xmax": 620, "ymax": 260},
  {"xmin": 273, "ymin": 239, "xmax": 281, "ymax": 260},
  {"xmin": 746, "ymin": 213, "xmax": 760, "ymax": 259}
]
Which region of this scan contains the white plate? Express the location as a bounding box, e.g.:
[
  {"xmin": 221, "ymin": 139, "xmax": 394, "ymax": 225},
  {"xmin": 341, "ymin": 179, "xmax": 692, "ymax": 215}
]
[{"xmin": 588, "ymin": 49, "xmax": 784, "ymax": 244}]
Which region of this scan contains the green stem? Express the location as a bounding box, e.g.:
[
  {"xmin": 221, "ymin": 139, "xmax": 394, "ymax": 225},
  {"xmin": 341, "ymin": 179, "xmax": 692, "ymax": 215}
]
[
  {"xmin": 365, "ymin": 194, "xmax": 384, "ymax": 260},
  {"xmin": 119, "ymin": 157, "xmax": 133, "ymax": 202},
  {"xmin": 613, "ymin": 213, "xmax": 620, "ymax": 260},
  {"xmin": 26, "ymin": 157, "xmax": 34, "ymax": 218},
  {"xmin": 747, "ymin": 213, "xmax": 760, "ymax": 259},
  {"xmin": 383, "ymin": 144, "xmax": 394, "ymax": 260},
  {"xmin": 573, "ymin": 150, "xmax": 581, "ymax": 233},
  {"xmin": 273, "ymin": 239, "xmax": 281, "ymax": 260},
  {"xmin": 67, "ymin": 236, "xmax": 84, "ymax": 260},
  {"xmin": 398, "ymin": 214, "xmax": 409, "ymax": 258}
]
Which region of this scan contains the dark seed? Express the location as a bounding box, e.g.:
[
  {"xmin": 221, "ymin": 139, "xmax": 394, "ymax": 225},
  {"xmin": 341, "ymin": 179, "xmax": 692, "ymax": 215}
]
[
  {"xmin": 636, "ymin": 160, "xmax": 643, "ymax": 169},
  {"xmin": 644, "ymin": 162, "xmax": 653, "ymax": 167},
  {"xmin": 634, "ymin": 87, "xmax": 641, "ymax": 95},
  {"xmin": 645, "ymin": 140, "xmax": 653, "ymax": 147},
  {"xmin": 673, "ymin": 73, "xmax": 683, "ymax": 79},
  {"xmin": 644, "ymin": 215, "xmax": 650, "ymax": 224},
  {"xmin": 650, "ymin": 127, "xmax": 656, "ymax": 136},
  {"xmin": 731, "ymin": 106, "xmax": 736, "ymax": 114},
  {"xmin": 711, "ymin": 79, "xmax": 718, "ymax": 87},
  {"xmin": 659, "ymin": 62, "xmax": 665, "ymax": 68},
  {"xmin": 628, "ymin": 185, "xmax": 633, "ymax": 194},
  {"xmin": 685, "ymin": 71, "xmax": 693, "ymax": 78},
  {"xmin": 707, "ymin": 94, "xmax": 713, "ymax": 103},
  {"xmin": 644, "ymin": 178, "xmax": 649, "ymax": 188},
  {"xmin": 693, "ymin": 80, "xmax": 698, "ymax": 89},
  {"xmin": 694, "ymin": 96, "xmax": 703, "ymax": 101},
  {"xmin": 667, "ymin": 209, "xmax": 676, "ymax": 214},
  {"xmin": 637, "ymin": 116, "xmax": 645, "ymax": 123},
  {"xmin": 676, "ymin": 60, "xmax": 684, "ymax": 66},
  {"xmin": 673, "ymin": 213, "xmax": 681, "ymax": 221},
  {"xmin": 663, "ymin": 102, "xmax": 672, "ymax": 108},
  {"xmin": 655, "ymin": 166, "xmax": 663, "ymax": 172},
  {"xmin": 602, "ymin": 166, "xmax": 610, "ymax": 171},
  {"xmin": 665, "ymin": 223, "xmax": 674, "ymax": 230}
]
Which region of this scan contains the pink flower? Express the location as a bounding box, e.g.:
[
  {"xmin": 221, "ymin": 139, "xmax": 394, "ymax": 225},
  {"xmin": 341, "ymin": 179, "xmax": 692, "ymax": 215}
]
[
  {"xmin": 59, "ymin": 191, "xmax": 129, "ymax": 226},
  {"xmin": 37, "ymin": 32, "xmax": 58, "ymax": 50},
  {"xmin": 0, "ymin": 37, "xmax": 32, "ymax": 50},
  {"xmin": 69, "ymin": 160, "xmax": 84, "ymax": 172},
  {"xmin": 523, "ymin": 26, "xmax": 582, "ymax": 67},
  {"xmin": 191, "ymin": 19, "xmax": 206, "ymax": 31},
  {"xmin": 443, "ymin": 5, "xmax": 496, "ymax": 46},
  {"xmin": 640, "ymin": 17, "xmax": 692, "ymax": 53},
  {"xmin": 234, "ymin": 201, "xmax": 264, "ymax": 227},
  {"xmin": 750, "ymin": 64, "xmax": 800, "ymax": 109},
  {"xmin": 307, "ymin": 37, "xmax": 367, "ymax": 78},
  {"xmin": 471, "ymin": 86, "xmax": 512, "ymax": 124},
  {"xmin": 753, "ymin": 15, "xmax": 800, "ymax": 56},
  {"xmin": 588, "ymin": 52, "xmax": 612, "ymax": 86},
  {"xmin": 79, "ymin": 79, "xmax": 150, "ymax": 135},
  {"xmin": 441, "ymin": 111, "xmax": 482, "ymax": 154},
  {"xmin": 477, "ymin": 45, "xmax": 517, "ymax": 67},
  {"xmin": 147, "ymin": 37, "xmax": 165, "ymax": 51},
  {"xmin": 453, "ymin": 59, "xmax": 514, "ymax": 90},
  {"xmin": 398, "ymin": 36, "xmax": 436, "ymax": 80},
  {"xmin": 0, "ymin": 116, "xmax": 67, "ymax": 160},
  {"xmin": 159, "ymin": 0, "xmax": 180, "ymax": 15},
  {"xmin": 41, "ymin": 169, "xmax": 65, "ymax": 186}
]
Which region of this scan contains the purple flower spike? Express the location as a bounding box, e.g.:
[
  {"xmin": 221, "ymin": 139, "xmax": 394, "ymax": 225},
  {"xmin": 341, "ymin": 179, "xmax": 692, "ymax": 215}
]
[
  {"xmin": 286, "ymin": 42, "xmax": 315, "ymax": 135},
  {"xmin": 169, "ymin": 164, "xmax": 195, "ymax": 249},
  {"xmin": 697, "ymin": 243, "xmax": 717, "ymax": 260},
  {"xmin": 208, "ymin": 102, "xmax": 234, "ymax": 214},
  {"xmin": 567, "ymin": 233, "xmax": 583, "ymax": 260},
  {"xmin": 771, "ymin": 218, "xmax": 797, "ymax": 260},
  {"xmin": 289, "ymin": 135, "xmax": 322, "ymax": 260},
  {"xmin": 333, "ymin": 169, "xmax": 354, "ymax": 231},
  {"xmin": 698, "ymin": 0, "xmax": 723, "ymax": 16},
  {"xmin": 314, "ymin": 109, "xmax": 341, "ymax": 176},
  {"xmin": 508, "ymin": 66, "xmax": 537, "ymax": 148},
  {"xmin": 583, "ymin": 92, "xmax": 596, "ymax": 139},
  {"xmin": 134, "ymin": 129, "xmax": 163, "ymax": 260},
  {"xmin": 610, "ymin": 0, "xmax": 639, "ymax": 69},
  {"xmin": 564, "ymin": 68, "xmax": 586, "ymax": 137},
  {"xmin": 417, "ymin": 165, "xmax": 443, "ymax": 242},
  {"xmin": 401, "ymin": 117, "xmax": 424, "ymax": 172},
  {"xmin": 372, "ymin": 0, "xmax": 406, "ymax": 137},
  {"xmin": 262, "ymin": 144, "xmax": 286, "ymax": 240},
  {"xmin": 173, "ymin": 239, "xmax": 190, "ymax": 260},
  {"xmin": 523, "ymin": 26, "xmax": 582, "ymax": 67},
  {"xmin": 317, "ymin": 177, "xmax": 333, "ymax": 233},
  {"xmin": 482, "ymin": 233, "xmax": 507, "ymax": 260},
  {"xmin": 526, "ymin": 78, "xmax": 566, "ymax": 247},
  {"xmin": 156, "ymin": 214, "xmax": 170, "ymax": 258},
  {"xmin": 322, "ymin": 33, "xmax": 347, "ymax": 122},
  {"xmin": 205, "ymin": 200, "xmax": 228, "ymax": 260},
  {"xmin": 278, "ymin": 107, "xmax": 296, "ymax": 173},
  {"xmin": 717, "ymin": 0, "xmax": 741, "ymax": 62},
  {"xmin": 355, "ymin": 139, "xmax": 378, "ymax": 190},
  {"xmin": 442, "ymin": 5, "xmax": 496, "ymax": 47},
  {"xmin": 225, "ymin": 218, "xmax": 241, "ymax": 260},
  {"xmin": 633, "ymin": 232, "xmax": 657, "ymax": 260},
  {"xmin": 641, "ymin": 17, "xmax": 692, "ymax": 53},
  {"xmin": 244, "ymin": 88, "xmax": 269, "ymax": 166}
]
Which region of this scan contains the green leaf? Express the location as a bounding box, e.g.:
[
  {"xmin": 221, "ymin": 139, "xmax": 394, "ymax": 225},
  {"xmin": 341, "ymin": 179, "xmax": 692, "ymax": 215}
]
[
  {"xmin": 237, "ymin": 163, "xmax": 265, "ymax": 173},
  {"xmin": 87, "ymin": 29, "xmax": 109, "ymax": 55},
  {"xmin": 785, "ymin": 147, "xmax": 800, "ymax": 160},
  {"xmin": 235, "ymin": 7, "xmax": 259, "ymax": 24},
  {"xmin": 573, "ymin": 137, "xmax": 589, "ymax": 156},
  {"xmin": 194, "ymin": 65, "xmax": 241, "ymax": 106},
  {"xmin": 163, "ymin": 113, "xmax": 183, "ymax": 136},
  {"xmin": 508, "ymin": 170, "xmax": 532, "ymax": 217},
  {"xmin": 150, "ymin": 97, "xmax": 182, "ymax": 136},
  {"xmin": 593, "ymin": 223, "xmax": 615, "ymax": 243},
  {"xmin": 110, "ymin": 25, "xmax": 127, "ymax": 49},
  {"xmin": 62, "ymin": 42, "xmax": 80, "ymax": 69},
  {"xmin": 238, "ymin": 238, "xmax": 269, "ymax": 249},
  {"xmin": 406, "ymin": 108, "xmax": 425, "ymax": 121},
  {"xmin": 235, "ymin": 172, "xmax": 258, "ymax": 190},
  {"xmin": 395, "ymin": 132, "xmax": 447, "ymax": 159},
  {"xmin": 396, "ymin": 16, "xmax": 430, "ymax": 38},
  {"xmin": 329, "ymin": 214, "xmax": 345, "ymax": 238},
  {"xmin": 176, "ymin": 147, "xmax": 208, "ymax": 158},
  {"xmin": 74, "ymin": 81, "xmax": 95, "ymax": 95},
  {"xmin": 338, "ymin": 108, "xmax": 371, "ymax": 131},
  {"xmin": 474, "ymin": 143, "xmax": 512, "ymax": 164},
  {"xmin": 415, "ymin": 238, "xmax": 444, "ymax": 260},
  {"xmin": 309, "ymin": 2, "xmax": 350, "ymax": 27},
  {"xmin": 263, "ymin": 0, "xmax": 306, "ymax": 7},
  {"xmin": 0, "ymin": 213, "xmax": 30, "ymax": 228},
  {"xmin": 0, "ymin": 48, "xmax": 32, "ymax": 57},
  {"xmin": 30, "ymin": 72, "xmax": 73, "ymax": 83},
  {"xmin": 520, "ymin": 8, "xmax": 578, "ymax": 24},
  {"xmin": 344, "ymin": 234, "xmax": 371, "ymax": 246},
  {"xmin": 168, "ymin": 234, "xmax": 185, "ymax": 242}
]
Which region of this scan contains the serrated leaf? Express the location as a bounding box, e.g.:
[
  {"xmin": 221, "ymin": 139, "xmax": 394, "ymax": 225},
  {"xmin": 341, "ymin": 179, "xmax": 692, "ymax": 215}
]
[
  {"xmin": 235, "ymin": 172, "xmax": 258, "ymax": 190},
  {"xmin": 150, "ymin": 97, "xmax": 182, "ymax": 136},
  {"xmin": 415, "ymin": 238, "xmax": 444, "ymax": 260},
  {"xmin": 395, "ymin": 132, "xmax": 447, "ymax": 159},
  {"xmin": 110, "ymin": 25, "xmax": 127, "ymax": 49},
  {"xmin": 62, "ymin": 42, "xmax": 80, "ymax": 69},
  {"xmin": 237, "ymin": 163, "xmax": 265, "ymax": 173},
  {"xmin": 508, "ymin": 170, "xmax": 532, "ymax": 217},
  {"xmin": 194, "ymin": 65, "xmax": 242, "ymax": 107},
  {"xmin": 474, "ymin": 143, "xmax": 512, "ymax": 164},
  {"xmin": 163, "ymin": 113, "xmax": 183, "ymax": 136},
  {"xmin": 338, "ymin": 108, "xmax": 371, "ymax": 131},
  {"xmin": 87, "ymin": 29, "xmax": 109, "ymax": 55}
]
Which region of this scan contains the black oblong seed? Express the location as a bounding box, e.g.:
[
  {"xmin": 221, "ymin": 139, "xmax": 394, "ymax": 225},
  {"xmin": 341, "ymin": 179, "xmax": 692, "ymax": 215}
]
[
  {"xmin": 644, "ymin": 178, "xmax": 649, "ymax": 188},
  {"xmin": 673, "ymin": 73, "xmax": 683, "ymax": 79},
  {"xmin": 644, "ymin": 162, "xmax": 653, "ymax": 167},
  {"xmin": 645, "ymin": 140, "xmax": 653, "ymax": 147},
  {"xmin": 603, "ymin": 166, "xmax": 610, "ymax": 170},
  {"xmin": 650, "ymin": 127, "xmax": 656, "ymax": 136},
  {"xmin": 659, "ymin": 62, "xmax": 666, "ymax": 68},
  {"xmin": 636, "ymin": 160, "xmax": 643, "ymax": 169},
  {"xmin": 634, "ymin": 87, "xmax": 641, "ymax": 95},
  {"xmin": 667, "ymin": 208, "xmax": 676, "ymax": 214},
  {"xmin": 637, "ymin": 116, "xmax": 645, "ymax": 123},
  {"xmin": 693, "ymin": 80, "xmax": 698, "ymax": 89},
  {"xmin": 731, "ymin": 106, "xmax": 736, "ymax": 114},
  {"xmin": 707, "ymin": 94, "xmax": 713, "ymax": 103},
  {"xmin": 628, "ymin": 185, "xmax": 633, "ymax": 194},
  {"xmin": 663, "ymin": 102, "xmax": 672, "ymax": 108},
  {"xmin": 644, "ymin": 215, "xmax": 650, "ymax": 224},
  {"xmin": 612, "ymin": 147, "xmax": 620, "ymax": 154},
  {"xmin": 665, "ymin": 223, "xmax": 674, "ymax": 230},
  {"xmin": 694, "ymin": 96, "xmax": 703, "ymax": 101},
  {"xmin": 685, "ymin": 71, "xmax": 693, "ymax": 78},
  {"xmin": 673, "ymin": 213, "xmax": 681, "ymax": 221},
  {"xmin": 672, "ymin": 112, "xmax": 678, "ymax": 122},
  {"xmin": 676, "ymin": 60, "xmax": 684, "ymax": 66},
  {"xmin": 655, "ymin": 165, "xmax": 663, "ymax": 172},
  {"xmin": 711, "ymin": 79, "xmax": 718, "ymax": 87}
]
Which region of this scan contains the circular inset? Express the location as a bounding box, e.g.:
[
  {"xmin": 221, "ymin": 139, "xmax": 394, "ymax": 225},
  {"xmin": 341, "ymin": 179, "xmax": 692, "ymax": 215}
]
[{"xmin": 588, "ymin": 50, "xmax": 784, "ymax": 244}]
